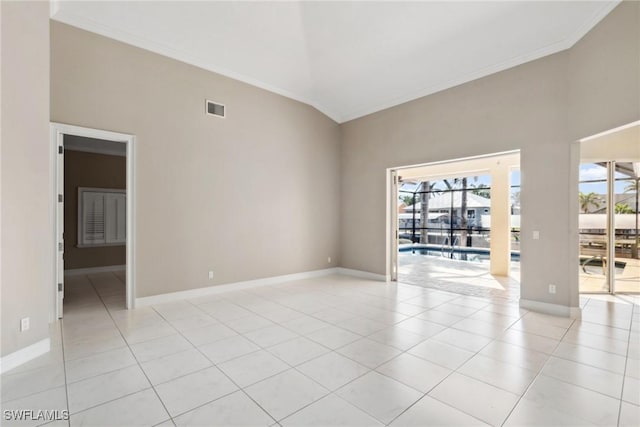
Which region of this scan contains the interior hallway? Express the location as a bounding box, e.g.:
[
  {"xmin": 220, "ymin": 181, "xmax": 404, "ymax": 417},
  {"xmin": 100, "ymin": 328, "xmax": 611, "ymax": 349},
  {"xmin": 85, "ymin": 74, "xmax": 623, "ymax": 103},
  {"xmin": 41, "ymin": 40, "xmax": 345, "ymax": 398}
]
[{"xmin": 1, "ymin": 272, "xmax": 639, "ymax": 426}]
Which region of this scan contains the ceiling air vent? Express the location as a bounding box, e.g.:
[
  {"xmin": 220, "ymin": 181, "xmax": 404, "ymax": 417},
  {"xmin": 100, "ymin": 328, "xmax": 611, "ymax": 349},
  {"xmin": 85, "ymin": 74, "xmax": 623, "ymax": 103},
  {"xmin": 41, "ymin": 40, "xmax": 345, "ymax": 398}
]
[{"xmin": 206, "ymin": 100, "xmax": 225, "ymax": 118}]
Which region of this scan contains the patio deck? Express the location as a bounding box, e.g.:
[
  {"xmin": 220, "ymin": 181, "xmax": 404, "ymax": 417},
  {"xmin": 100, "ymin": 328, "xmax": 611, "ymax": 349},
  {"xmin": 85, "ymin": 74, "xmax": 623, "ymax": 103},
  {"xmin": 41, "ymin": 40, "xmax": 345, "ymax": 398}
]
[
  {"xmin": 579, "ymin": 256, "xmax": 640, "ymax": 293},
  {"xmin": 399, "ymin": 251, "xmax": 639, "ymax": 298},
  {"xmin": 398, "ymin": 252, "xmax": 521, "ymax": 302}
]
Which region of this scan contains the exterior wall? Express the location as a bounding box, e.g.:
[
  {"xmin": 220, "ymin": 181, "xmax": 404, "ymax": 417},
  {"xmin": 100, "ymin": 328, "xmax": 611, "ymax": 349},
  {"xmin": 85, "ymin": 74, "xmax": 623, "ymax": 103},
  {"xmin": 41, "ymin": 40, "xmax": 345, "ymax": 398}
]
[
  {"xmin": 64, "ymin": 149, "xmax": 126, "ymax": 270},
  {"xmin": 340, "ymin": 1, "xmax": 639, "ymax": 311},
  {"xmin": 51, "ymin": 22, "xmax": 341, "ymax": 298},
  {"xmin": 1, "ymin": 1, "xmax": 51, "ymax": 357}
]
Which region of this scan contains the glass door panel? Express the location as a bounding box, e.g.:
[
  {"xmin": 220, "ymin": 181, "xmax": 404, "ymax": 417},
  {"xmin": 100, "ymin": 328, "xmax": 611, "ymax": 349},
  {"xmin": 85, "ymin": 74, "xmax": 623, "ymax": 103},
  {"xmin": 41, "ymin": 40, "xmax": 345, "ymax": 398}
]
[
  {"xmin": 613, "ymin": 165, "xmax": 639, "ymax": 292},
  {"xmin": 579, "ymin": 163, "xmax": 609, "ymax": 293}
]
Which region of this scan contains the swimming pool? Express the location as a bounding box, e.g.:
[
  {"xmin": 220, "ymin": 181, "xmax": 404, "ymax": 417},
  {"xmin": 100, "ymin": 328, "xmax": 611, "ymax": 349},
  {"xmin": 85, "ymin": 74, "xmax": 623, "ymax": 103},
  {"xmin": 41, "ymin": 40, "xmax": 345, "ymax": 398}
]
[
  {"xmin": 399, "ymin": 244, "xmax": 520, "ymax": 263},
  {"xmin": 399, "ymin": 245, "xmax": 627, "ymax": 274}
]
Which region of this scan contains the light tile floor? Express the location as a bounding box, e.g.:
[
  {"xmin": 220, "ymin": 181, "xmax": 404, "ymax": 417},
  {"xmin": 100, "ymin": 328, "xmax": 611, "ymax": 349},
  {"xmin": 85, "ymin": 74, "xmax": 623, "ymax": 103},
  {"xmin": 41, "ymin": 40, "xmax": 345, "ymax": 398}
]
[
  {"xmin": 579, "ymin": 257, "xmax": 640, "ymax": 293},
  {"xmin": 1, "ymin": 271, "xmax": 639, "ymax": 426},
  {"xmin": 398, "ymin": 253, "xmax": 522, "ymax": 301}
]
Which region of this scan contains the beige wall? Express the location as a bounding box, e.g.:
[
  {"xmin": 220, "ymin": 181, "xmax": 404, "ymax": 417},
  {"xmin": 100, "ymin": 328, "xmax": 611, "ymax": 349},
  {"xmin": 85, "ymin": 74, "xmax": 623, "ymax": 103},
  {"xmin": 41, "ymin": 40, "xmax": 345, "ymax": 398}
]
[
  {"xmin": 3, "ymin": 0, "xmax": 634, "ymax": 362},
  {"xmin": 51, "ymin": 22, "xmax": 341, "ymax": 298},
  {"xmin": 568, "ymin": 1, "xmax": 640, "ymax": 141},
  {"xmin": 64, "ymin": 149, "xmax": 126, "ymax": 270},
  {"xmin": 1, "ymin": 1, "xmax": 51, "ymax": 357},
  {"xmin": 340, "ymin": 1, "xmax": 639, "ymax": 311}
]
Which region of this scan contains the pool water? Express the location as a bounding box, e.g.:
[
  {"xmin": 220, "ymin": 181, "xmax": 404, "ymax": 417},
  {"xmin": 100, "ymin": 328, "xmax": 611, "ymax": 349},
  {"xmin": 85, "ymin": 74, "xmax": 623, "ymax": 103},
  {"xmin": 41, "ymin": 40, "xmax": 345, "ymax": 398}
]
[
  {"xmin": 399, "ymin": 245, "xmax": 520, "ymax": 263},
  {"xmin": 399, "ymin": 245, "xmax": 627, "ymax": 274}
]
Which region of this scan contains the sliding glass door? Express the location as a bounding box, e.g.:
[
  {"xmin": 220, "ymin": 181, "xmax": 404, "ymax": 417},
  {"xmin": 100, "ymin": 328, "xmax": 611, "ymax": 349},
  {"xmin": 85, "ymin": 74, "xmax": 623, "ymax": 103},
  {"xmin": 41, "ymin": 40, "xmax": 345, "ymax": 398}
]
[
  {"xmin": 579, "ymin": 163, "xmax": 609, "ymax": 293},
  {"xmin": 579, "ymin": 161, "xmax": 639, "ymax": 294},
  {"xmin": 614, "ymin": 163, "xmax": 639, "ymax": 292}
]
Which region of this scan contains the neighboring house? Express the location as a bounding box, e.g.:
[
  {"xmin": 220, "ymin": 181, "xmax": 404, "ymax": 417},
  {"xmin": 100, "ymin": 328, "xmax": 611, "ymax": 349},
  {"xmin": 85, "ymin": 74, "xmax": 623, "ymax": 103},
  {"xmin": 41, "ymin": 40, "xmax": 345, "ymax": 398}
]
[
  {"xmin": 402, "ymin": 192, "xmax": 491, "ymax": 227},
  {"xmin": 590, "ymin": 194, "xmax": 638, "ymax": 213}
]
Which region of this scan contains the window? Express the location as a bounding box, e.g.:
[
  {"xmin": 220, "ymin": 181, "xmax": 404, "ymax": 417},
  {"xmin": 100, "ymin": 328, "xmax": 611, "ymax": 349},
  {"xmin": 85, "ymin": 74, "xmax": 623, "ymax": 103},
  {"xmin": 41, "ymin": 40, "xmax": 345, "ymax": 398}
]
[{"xmin": 78, "ymin": 187, "xmax": 126, "ymax": 247}]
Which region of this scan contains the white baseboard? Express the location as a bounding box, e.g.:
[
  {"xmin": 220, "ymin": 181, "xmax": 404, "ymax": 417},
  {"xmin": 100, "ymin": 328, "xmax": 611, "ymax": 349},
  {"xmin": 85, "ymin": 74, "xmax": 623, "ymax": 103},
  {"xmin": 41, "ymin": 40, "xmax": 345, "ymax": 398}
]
[
  {"xmin": 136, "ymin": 268, "xmax": 340, "ymax": 307},
  {"xmin": 519, "ymin": 299, "xmax": 582, "ymax": 318},
  {"xmin": 65, "ymin": 265, "xmax": 126, "ymax": 276},
  {"xmin": 336, "ymin": 268, "xmax": 389, "ymax": 282},
  {"xmin": 135, "ymin": 267, "xmax": 393, "ymax": 307},
  {"xmin": 0, "ymin": 338, "xmax": 50, "ymax": 374}
]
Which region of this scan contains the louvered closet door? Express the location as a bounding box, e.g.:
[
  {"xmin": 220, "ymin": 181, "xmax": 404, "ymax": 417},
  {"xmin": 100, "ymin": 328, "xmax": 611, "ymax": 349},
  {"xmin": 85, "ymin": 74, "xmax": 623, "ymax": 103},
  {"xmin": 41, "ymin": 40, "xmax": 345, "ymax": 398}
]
[
  {"xmin": 105, "ymin": 193, "xmax": 126, "ymax": 244},
  {"xmin": 82, "ymin": 192, "xmax": 106, "ymax": 245}
]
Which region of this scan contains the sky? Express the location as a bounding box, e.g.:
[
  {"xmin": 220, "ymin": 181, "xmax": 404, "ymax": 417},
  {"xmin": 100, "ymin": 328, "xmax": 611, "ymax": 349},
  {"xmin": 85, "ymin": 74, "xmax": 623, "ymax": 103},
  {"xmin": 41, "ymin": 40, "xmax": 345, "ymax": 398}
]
[
  {"xmin": 399, "ymin": 171, "xmax": 522, "ymax": 206},
  {"xmin": 400, "ymin": 170, "xmax": 518, "ymax": 193},
  {"xmin": 579, "ymin": 163, "xmax": 635, "ymax": 194},
  {"xmin": 399, "ymin": 165, "xmax": 635, "ymax": 201}
]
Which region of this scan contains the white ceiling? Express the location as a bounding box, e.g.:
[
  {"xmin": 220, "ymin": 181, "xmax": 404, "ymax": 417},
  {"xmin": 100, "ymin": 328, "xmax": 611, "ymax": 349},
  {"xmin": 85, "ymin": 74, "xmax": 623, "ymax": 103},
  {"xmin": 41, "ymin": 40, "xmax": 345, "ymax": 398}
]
[
  {"xmin": 581, "ymin": 122, "xmax": 640, "ymax": 163},
  {"xmin": 51, "ymin": 1, "xmax": 620, "ymax": 123}
]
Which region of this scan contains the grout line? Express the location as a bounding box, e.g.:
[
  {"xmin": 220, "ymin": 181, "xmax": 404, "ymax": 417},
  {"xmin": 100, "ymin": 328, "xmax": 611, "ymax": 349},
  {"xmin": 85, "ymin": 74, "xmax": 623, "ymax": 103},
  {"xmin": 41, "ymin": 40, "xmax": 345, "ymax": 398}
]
[
  {"xmin": 385, "ymin": 316, "xmax": 519, "ymax": 426},
  {"xmin": 617, "ymin": 301, "xmax": 635, "ymax": 426},
  {"xmin": 498, "ymin": 315, "xmax": 578, "ymax": 426},
  {"xmin": 166, "ymin": 277, "xmax": 528, "ymax": 424},
  {"xmin": 292, "ymin": 290, "xmax": 526, "ymax": 424},
  {"xmin": 152, "ymin": 287, "xmax": 433, "ymax": 424},
  {"xmin": 383, "ymin": 292, "xmax": 534, "ymax": 425},
  {"xmin": 58, "ymin": 320, "xmax": 72, "ymax": 427},
  {"xmin": 85, "ymin": 272, "xmax": 176, "ymax": 424},
  {"xmin": 56, "ymin": 271, "xmax": 638, "ymax": 426},
  {"xmin": 149, "ymin": 306, "xmax": 279, "ymax": 425},
  {"xmin": 67, "ymin": 388, "xmax": 159, "ymax": 420}
]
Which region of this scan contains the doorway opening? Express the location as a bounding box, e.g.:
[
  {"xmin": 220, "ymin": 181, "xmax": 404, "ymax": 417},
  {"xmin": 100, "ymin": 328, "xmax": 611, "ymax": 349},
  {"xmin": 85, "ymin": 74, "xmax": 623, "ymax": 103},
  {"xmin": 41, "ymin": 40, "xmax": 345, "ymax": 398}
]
[
  {"xmin": 579, "ymin": 122, "xmax": 639, "ymax": 294},
  {"xmin": 51, "ymin": 123, "xmax": 136, "ymax": 319},
  {"xmin": 389, "ymin": 151, "xmax": 521, "ymax": 300}
]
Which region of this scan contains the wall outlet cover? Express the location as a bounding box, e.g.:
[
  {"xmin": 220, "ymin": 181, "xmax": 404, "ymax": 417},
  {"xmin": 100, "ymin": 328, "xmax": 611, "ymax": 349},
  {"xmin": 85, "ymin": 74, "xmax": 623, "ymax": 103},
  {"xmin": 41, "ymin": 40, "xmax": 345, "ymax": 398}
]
[{"xmin": 20, "ymin": 317, "xmax": 30, "ymax": 332}]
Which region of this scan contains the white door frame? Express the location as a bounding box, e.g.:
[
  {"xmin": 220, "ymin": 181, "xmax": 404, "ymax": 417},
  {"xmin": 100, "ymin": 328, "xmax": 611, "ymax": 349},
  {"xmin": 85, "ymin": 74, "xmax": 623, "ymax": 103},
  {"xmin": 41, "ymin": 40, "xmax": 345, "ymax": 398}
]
[
  {"xmin": 387, "ymin": 150, "xmax": 521, "ymax": 282},
  {"xmin": 388, "ymin": 170, "xmax": 399, "ymax": 281},
  {"xmin": 50, "ymin": 122, "xmax": 136, "ymax": 318}
]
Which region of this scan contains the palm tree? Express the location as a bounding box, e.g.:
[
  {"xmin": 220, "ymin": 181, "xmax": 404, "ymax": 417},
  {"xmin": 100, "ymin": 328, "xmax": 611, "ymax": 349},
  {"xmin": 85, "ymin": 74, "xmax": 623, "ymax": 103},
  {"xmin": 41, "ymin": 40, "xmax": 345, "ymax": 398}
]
[
  {"xmin": 419, "ymin": 181, "xmax": 439, "ymax": 244},
  {"xmin": 400, "ymin": 195, "xmax": 415, "ymax": 206},
  {"xmin": 624, "ymin": 179, "xmax": 639, "ymax": 259},
  {"xmin": 511, "ymin": 190, "xmax": 521, "ymax": 214},
  {"xmin": 470, "ymin": 183, "xmax": 490, "ymax": 199},
  {"xmin": 624, "ymin": 180, "xmax": 638, "ymax": 194},
  {"xmin": 442, "ymin": 178, "xmax": 469, "ymax": 247},
  {"xmin": 461, "ymin": 177, "xmax": 468, "ymax": 247},
  {"xmin": 615, "ymin": 203, "xmax": 634, "ymax": 214},
  {"xmin": 579, "ymin": 192, "xmax": 602, "ymax": 213}
]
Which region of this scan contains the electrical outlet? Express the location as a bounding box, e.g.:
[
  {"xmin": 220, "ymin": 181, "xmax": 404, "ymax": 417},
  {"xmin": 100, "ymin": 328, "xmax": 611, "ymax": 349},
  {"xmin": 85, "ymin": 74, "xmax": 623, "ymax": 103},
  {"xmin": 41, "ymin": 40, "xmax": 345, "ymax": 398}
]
[
  {"xmin": 327, "ymin": 257, "xmax": 331, "ymax": 264},
  {"xmin": 208, "ymin": 271, "xmax": 214, "ymax": 280},
  {"xmin": 548, "ymin": 284, "xmax": 556, "ymax": 294},
  {"xmin": 533, "ymin": 231, "xmax": 540, "ymax": 240},
  {"xmin": 20, "ymin": 317, "xmax": 30, "ymax": 332}
]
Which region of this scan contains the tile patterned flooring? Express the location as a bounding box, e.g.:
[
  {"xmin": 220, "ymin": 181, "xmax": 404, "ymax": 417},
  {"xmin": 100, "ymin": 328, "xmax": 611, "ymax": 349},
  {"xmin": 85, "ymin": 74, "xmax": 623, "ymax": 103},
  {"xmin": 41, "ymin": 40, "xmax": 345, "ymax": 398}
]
[
  {"xmin": 579, "ymin": 257, "xmax": 640, "ymax": 294},
  {"xmin": 398, "ymin": 253, "xmax": 521, "ymax": 301},
  {"xmin": 1, "ymin": 271, "xmax": 639, "ymax": 426}
]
